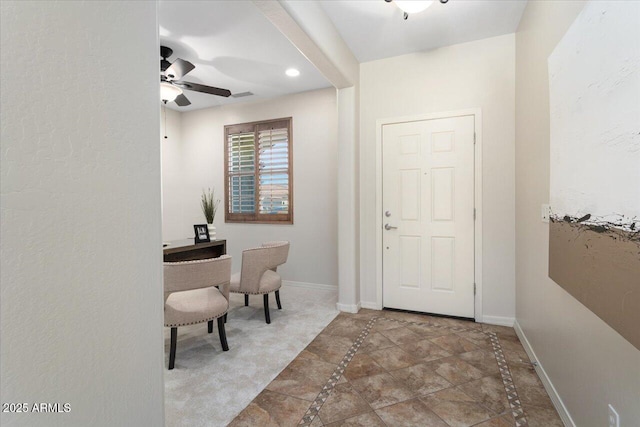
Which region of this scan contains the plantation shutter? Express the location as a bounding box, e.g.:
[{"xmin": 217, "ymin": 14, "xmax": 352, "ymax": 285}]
[
  {"xmin": 227, "ymin": 130, "xmax": 256, "ymax": 214},
  {"xmin": 224, "ymin": 118, "xmax": 293, "ymax": 223},
  {"xmin": 257, "ymin": 121, "xmax": 289, "ymax": 216}
]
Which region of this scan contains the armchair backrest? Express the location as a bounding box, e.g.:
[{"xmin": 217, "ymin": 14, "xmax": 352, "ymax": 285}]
[
  {"xmin": 239, "ymin": 241, "xmax": 290, "ymax": 293},
  {"xmin": 164, "ymin": 255, "xmax": 232, "ymax": 302}
]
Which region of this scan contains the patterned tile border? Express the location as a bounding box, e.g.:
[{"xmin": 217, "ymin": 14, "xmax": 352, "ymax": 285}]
[
  {"xmin": 488, "ymin": 331, "xmax": 528, "ymax": 427},
  {"xmin": 297, "ymin": 314, "xmax": 528, "ymax": 426},
  {"xmin": 298, "ymin": 316, "xmax": 379, "ymax": 426}
]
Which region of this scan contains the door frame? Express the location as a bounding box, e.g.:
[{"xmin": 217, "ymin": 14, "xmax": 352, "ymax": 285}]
[{"xmin": 375, "ymin": 108, "xmax": 483, "ymax": 322}]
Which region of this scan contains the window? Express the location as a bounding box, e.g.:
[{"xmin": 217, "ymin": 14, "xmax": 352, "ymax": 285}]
[{"xmin": 224, "ymin": 117, "xmax": 293, "ymax": 224}]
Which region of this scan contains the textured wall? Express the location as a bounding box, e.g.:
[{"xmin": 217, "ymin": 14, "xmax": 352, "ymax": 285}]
[
  {"xmin": 548, "ymin": 1, "xmax": 640, "ymax": 221},
  {"xmin": 162, "ymin": 88, "xmax": 339, "ymax": 287},
  {"xmin": 359, "ymin": 34, "xmax": 516, "ymax": 321},
  {"xmin": 515, "ymin": 1, "xmax": 640, "ymax": 425},
  {"xmin": 1, "ymin": 2, "xmax": 165, "ymax": 426}
]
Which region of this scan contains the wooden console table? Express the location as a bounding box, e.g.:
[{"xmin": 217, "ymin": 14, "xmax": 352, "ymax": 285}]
[{"xmin": 163, "ymin": 239, "xmax": 227, "ymax": 262}]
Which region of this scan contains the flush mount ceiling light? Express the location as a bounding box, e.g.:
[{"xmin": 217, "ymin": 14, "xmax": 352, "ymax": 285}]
[
  {"xmin": 385, "ymin": 0, "xmax": 448, "ymax": 20},
  {"xmin": 285, "ymin": 68, "xmax": 300, "ymax": 77},
  {"xmin": 160, "ymin": 82, "xmax": 183, "ymax": 103},
  {"xmin": 395, "ymin": 1, "xmax": 433, "ymax": 14}
]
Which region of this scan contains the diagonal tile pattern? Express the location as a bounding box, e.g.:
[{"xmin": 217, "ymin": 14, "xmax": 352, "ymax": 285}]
[{"xmin": 230, "ymin": 310, "xmax": 562, "ymax": 427}]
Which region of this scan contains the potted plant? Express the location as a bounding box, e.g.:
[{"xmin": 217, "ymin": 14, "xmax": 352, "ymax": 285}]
[{"xmin": 201, "ymin": 188, "xmax": 220, "ymax": 240}]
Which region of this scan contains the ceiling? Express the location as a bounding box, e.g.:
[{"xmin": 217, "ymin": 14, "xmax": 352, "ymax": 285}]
[
  {"xmin": 159, "ymin": 0, "xmax": 527, "ymax": 111},
  {"xmin": 159, "ymin": 1, "xmax": 331, "ymax": 111},
  {"xmin": 319, "ymin": 0, "xmax": 528, "ymax": 63}
]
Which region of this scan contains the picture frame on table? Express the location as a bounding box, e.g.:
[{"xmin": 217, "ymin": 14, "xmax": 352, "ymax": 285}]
[{"xmin": 193, "ymin": 224, "xmax": 210, "ymax": 243}]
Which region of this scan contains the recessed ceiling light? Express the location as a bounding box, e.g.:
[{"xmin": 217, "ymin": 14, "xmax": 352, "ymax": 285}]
[{"xmin": 285, "ymin": 68, "xmax": 300, "ymax": 77}]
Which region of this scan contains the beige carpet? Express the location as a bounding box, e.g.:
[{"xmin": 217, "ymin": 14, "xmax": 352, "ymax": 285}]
[{"xmin": 164, "ymin": 284, "xmax": 339, "ymax": 427}]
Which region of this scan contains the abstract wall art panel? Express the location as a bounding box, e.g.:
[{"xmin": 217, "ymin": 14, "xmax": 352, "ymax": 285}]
[{"xmin": 548, "ymin": 1, "xmax": 640, "ymax": 350}]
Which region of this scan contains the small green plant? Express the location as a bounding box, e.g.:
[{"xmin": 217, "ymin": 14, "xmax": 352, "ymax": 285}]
[{"xmin": 201, "ymin": 188, "xmax": 220, "ymax": 224}]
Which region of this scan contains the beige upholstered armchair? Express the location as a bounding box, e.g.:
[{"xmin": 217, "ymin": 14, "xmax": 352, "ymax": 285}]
[
  {"xmin": 164, "ymin": 255, "xmax": 232, "ymax": 370},
  {"xmin": 230, "ymin": 241, "xmax": 290, "ymax": 324}
]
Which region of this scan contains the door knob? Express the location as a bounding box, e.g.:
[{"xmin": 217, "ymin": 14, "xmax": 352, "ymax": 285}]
[
  {"xmin": 384, "ymin": 223, "xmax": 398, "ymax": 230},
  {"xmin": 385, "ymin": 210, "xmax": 392, "ymax": 217}
]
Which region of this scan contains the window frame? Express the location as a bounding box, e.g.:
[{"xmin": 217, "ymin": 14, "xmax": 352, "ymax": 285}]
[{"xmin": 224, "ymin": 117, "xmax": 293, "ymax": 224}]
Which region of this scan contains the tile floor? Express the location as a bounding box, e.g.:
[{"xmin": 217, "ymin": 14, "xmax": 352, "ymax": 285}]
[{"xmin": 229, "ymin": 309, "xmax": 562, "ymax": 427}]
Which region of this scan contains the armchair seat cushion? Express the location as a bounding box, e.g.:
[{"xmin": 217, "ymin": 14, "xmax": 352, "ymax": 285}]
[
  {"xmin": 229, "ymin": 270, "xmax": 282, "ymax": 295},
  {"xmin": 164, "ymin": 287, "xmax": 228, "ymax": 327}
]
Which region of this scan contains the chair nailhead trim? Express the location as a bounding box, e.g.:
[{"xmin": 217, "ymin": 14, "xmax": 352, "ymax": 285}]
[
  {"xmin": 164, "ymin": 310, "xmax": 228, "ymax": 328},
  {"xmin": 229, "ymin": 288, "xmax": 280, "ymax": 296}
]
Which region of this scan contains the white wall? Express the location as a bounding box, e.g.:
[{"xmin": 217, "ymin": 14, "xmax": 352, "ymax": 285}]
[
  {"xmin": 0, "ymin": 2, "xmax": 165, "ymax": 426},
  {"xmin": 162, "ymin": 88, "xmax": 338, "ymax": 287},
  {"xmin": 336, "ymin": 86, "xmax": 361, "ymax": 311},
  {"xmin": 359, "ymin": 34, "xmax": 516, "ymax": 321},
  {"xmin": 161, "ymin": 107, "xmax": 187, "ymax": 240},
  {"xmin": 515, "ymin": 1, "xmax": 640, "ymax": 425}
]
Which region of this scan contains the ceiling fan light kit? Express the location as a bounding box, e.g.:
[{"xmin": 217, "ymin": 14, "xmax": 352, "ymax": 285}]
[
  {"xmin": 159, "ymin": 45, "xmax": 232, "ymax": 107},
  {"xmin": 161, "ymin": 82, "xmax": 182, "ymax": 103}
]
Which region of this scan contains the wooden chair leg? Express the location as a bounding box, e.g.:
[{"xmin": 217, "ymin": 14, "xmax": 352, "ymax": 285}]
[
  {"xmin": 244, "ymin": 294, "xmax": 249, "ymax": 306},
  {"xmin": 217, "ymin": 317, "xmax": 229, "ymax": 351},
  {"xmin": 263, "ymin": 294, "xmax": 271, "ymax": 324},
  {"xmin": 208, "ymin": 320, "xmax": 213, "ymax": 333},
  {"xmin": 169, "ymin": 327, "xmax": 177, "ymax": 370},
  {"xmin": 275, "ymin": 290, "xmax": 282, "ymax": 310}
]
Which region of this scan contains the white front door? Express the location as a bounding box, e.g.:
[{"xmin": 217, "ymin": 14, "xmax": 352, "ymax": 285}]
[{"xmin": 382, "ymin": 115, "xmax": 475, "ymax": 318}]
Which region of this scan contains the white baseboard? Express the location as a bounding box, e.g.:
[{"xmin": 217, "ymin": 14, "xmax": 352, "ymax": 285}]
[
  {"xmin": 514, "ymin": 320, "xmax": 575, "ymax": 427},
  {"xmin": 282, "ymin": 280, "xmax": 337, "ymax": 291},
  {"xmin": 481, "ymin": 315, "xmax": 515, "ymax": 327},
  {"xmin": 336, "ymin": 302, "xmax": 361, "ymax": 313},
  {"xmin": 360, "ymin": 301, "xmax": 382, "ymax": 310}
]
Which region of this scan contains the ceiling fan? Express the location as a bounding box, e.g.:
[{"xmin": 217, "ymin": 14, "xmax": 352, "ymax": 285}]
[{"xmin": 160, "ymin": 46, "xmax": 231, "ymax": 106}]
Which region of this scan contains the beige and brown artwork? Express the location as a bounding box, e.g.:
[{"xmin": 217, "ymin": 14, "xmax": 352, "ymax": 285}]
[
  {"xmin": 549, "ymin": 220, "xmax": 640, "ymax": 350},
  {"xmin": 548, "ymin": 1, "xmax": 640, "ymax": 350}
]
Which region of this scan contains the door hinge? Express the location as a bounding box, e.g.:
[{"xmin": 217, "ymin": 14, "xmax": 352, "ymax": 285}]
[
  {"xmin": 474, "ymin": 283, "xmax": 476, "ymax": 295},
  {"xmin": 473, "ymin": 208, "xmax": 476, "ymax": 220}
]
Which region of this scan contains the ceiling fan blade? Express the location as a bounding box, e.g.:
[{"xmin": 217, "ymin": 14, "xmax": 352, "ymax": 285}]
[
  {"xmin": 173, "ymin": 80, "xmax": 232, "ymax": 97},
  {"xmin": 174, "ymin": 93, "xmax": 191, "ymax": 107},
  {"xmin": 165, "ymin": 58, "xmax": 195, "ymax": 80}
]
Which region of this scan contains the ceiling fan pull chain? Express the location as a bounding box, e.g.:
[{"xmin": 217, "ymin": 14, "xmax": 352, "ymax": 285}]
[{"xmin": 163, "ymin": 105, "xmax": 168, "ymax": 140}]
